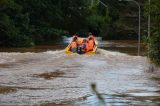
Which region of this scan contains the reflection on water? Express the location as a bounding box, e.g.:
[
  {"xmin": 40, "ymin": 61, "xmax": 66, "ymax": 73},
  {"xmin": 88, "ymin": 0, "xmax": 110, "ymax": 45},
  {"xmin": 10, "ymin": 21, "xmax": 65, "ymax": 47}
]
[{"xmin": 0, "ymin": 37, "xmax": 160, "ymax": 106}]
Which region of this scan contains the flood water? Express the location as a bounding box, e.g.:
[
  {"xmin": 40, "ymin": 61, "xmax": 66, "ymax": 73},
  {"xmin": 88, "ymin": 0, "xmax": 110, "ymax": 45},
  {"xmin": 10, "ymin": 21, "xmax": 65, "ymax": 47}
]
[{"xmin": 0, "ymin": 37, "xmax": 160, "ymax": 106}]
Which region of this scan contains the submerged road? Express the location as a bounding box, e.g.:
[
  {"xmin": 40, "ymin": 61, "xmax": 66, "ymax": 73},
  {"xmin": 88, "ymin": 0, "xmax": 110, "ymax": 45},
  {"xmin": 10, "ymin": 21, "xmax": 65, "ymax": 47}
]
[{"xmin": 0, "ymin": 49, "xmax": 160, "ymax": 105}]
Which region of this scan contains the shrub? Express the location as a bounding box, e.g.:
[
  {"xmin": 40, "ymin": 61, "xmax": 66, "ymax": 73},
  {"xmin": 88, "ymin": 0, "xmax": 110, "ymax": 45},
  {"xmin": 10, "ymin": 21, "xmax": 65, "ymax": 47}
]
[{"xmin": 145, "ymin": 32, "xmax": 160, "ymax": 66}]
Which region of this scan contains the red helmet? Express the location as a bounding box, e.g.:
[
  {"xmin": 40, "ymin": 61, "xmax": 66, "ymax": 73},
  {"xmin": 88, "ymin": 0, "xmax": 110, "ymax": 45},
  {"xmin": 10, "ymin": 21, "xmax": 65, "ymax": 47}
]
[
  {"xmin": 72, "ymin": 35, "xmax": 78, "ymax": 41},
  {"xmin": 88, "ymin": 35, "xmax": 95, "ymax": 41},
  {"xmin": 83, "ymin": 39, "xmax": 87, "ymax": 43}
]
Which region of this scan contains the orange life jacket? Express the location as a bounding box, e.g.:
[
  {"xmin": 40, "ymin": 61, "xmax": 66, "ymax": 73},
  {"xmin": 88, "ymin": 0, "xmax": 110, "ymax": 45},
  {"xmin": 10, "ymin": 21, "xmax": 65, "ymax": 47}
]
[
  {"xmin": 78, "ymin": 40, "xmax": 83, "ymax": 46},
  {"xmin": 70, "ymin": 41, "xmax": 77, "ymax": 49},
  {"xmin": 88, "ymin": 40, "xmax": 94, "ymax": 50}
]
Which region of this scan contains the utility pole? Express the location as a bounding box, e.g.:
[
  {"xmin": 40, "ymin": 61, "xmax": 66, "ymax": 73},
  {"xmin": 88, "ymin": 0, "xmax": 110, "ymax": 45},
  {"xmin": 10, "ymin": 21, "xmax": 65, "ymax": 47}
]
[
  {"xmin": 98, "ymin": 0, "xmax": 109, "ymax": 14},
  {"xmin": 90, "ymin": 0, "xmax": 109, "ymax": 14},
  {"xmin": 91, "ymin": 0, "xmax": 94, "ymax": 6},
  {"xmin": 138, "ymin": 1, "xmax": 141, "ymax": 56},
  {"xmin": 98, "ymin": 0, "xmax": 108, "ymax": 8},
  {"xmin": 119, "ymin": 0, "xmax": 141, "ymax": 56},
  {"xmin": 148, "ymin": 0, "xmax": 150, "ymax": 37}
]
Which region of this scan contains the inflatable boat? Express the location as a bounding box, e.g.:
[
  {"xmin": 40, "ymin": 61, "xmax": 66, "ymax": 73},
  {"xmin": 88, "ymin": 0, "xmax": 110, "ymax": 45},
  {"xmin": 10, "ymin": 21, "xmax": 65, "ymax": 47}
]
[{"xmin": 65, "ymin": 38, "xmax": 98, "ymax": 55}]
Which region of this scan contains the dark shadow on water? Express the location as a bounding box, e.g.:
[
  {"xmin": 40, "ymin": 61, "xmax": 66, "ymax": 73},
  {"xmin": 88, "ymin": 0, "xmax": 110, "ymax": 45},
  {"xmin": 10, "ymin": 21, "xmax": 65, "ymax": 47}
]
[
  {"xmin": 33, "ymin": 70, "xmax": 77, "ymax": 80},
  {"xmin": 33, "ymin": 70, "xmax": 65, "ymax": 80},
  {"xmin": 0, "ymin": 86, "xmax": 17, "ymax": 94},
  {"xmin": 0, "ymin": 64, "xmax": 13, "ymax": 68},
  {"xmin": 151, "ymin": 77, "xmax": 160, "ymax": 81},
  {"xmin": 0, "ymin": 64, "xmax": 7, "ymax": 68}
]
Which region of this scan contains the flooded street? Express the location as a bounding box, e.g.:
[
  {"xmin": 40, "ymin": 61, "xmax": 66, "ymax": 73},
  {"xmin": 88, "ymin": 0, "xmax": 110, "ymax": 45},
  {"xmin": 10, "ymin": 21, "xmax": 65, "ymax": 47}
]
[{"xmin": 0, "ymin": 37, "xmax": 160, "ymax": 105}]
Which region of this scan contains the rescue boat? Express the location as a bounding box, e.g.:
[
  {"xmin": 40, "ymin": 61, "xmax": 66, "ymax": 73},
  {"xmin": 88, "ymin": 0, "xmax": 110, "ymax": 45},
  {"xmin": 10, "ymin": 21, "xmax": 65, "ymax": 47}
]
[{"xmin": 65, "ymin": 37, "xmax": 98, "ymax": 55}]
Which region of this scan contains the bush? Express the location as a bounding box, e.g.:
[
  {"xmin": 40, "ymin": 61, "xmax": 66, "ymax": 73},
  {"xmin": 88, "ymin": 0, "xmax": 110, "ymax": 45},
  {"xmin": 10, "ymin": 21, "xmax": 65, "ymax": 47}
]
[
  {"xmin": 0, "ymin": 14, "xmax": 33, "ymax": 47},
  {"xmin": 145, "ymin": 32, "xmax": 160, "ymax": 66},
  {"xmin": 31, "ymin": 26, "xmax": 69, "ymax": 44}
]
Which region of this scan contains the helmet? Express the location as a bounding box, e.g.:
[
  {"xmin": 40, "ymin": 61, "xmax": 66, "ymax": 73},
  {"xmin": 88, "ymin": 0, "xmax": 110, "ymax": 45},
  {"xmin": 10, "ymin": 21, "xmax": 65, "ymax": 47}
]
[
  {"xmin": 89, "ymin": 32, "xmax": 92, "ymax": 35},
  {"xmin": 83, "ymin": 39, "xmax": 87, "ymax": 43},
  {"xmin": 72, "ymin": 36, "xmax": 78, "ymax": 41},
  {"xmin": 74, "ymin": 37, "xmax": 77, "ymax": 40}
]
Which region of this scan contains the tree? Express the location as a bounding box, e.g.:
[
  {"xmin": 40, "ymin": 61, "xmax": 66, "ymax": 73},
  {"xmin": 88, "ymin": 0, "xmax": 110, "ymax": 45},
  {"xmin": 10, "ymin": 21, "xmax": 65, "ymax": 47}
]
[
  {"xmin": 0, "ymin": 0, "xmax": 32, "ymax": 47},
  {"xmin": 144, "ymin": 0, "xmax": 160, "ymax": 66},
  {"xmin": 86, "ymin": 0, "xmax": 111, "ymax": 36}
]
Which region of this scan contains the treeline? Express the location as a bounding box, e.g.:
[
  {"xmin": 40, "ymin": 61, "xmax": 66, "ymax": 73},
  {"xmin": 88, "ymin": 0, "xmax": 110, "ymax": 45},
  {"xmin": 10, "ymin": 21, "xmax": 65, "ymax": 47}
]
[
  {"xmin": 0, "ymin": 0, "xmax": 112, "ymax": 47},
  {"xmin": 1, "ymin": 0, "xmax": 137, "ymax": 47}
]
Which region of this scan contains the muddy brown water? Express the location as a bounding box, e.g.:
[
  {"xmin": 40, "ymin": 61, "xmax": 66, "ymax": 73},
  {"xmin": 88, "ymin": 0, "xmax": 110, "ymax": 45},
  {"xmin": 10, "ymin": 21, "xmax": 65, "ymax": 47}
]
[{"xmin": 0, "ymin": 38, "xmax": 160, "ymax": 106}]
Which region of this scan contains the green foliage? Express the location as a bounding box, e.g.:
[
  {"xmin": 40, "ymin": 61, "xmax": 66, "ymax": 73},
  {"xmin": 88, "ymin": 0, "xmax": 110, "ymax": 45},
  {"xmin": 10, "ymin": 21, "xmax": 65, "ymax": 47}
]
[
  {"xmin": 144, "ymin": 0, "xmax": 160, "ymax": 66},
  {"xmin": 0, "ymin": 0, "xmax": 141, "ymax": 47},
  {"xmin": 0, "ymin": 0, "xmax": 74, "ymax": 47},
  {"xmin": 87, "ymin": 15, "xmax": 106, "ymax": 30},
  {"xmin": 0, "ymin": 0, "xmax": 32, "ymax": 47},
  {"xmin": 1, "ymin": 0, "xmax": 113, "ymax": 47},
  {"xmin": 31, "ymin": 26, "xmax": 69, "ymax": 43},
  {"xmin": 87, "ymin": 0, "xmax": 111, "ymax": 36},
  {"xmin": 145, "ymin": 0, "xmax": 160, "ymax": 32},
  {"xmin": 144, "ymin": 33, "xmax": 160, "ymax": 66}
]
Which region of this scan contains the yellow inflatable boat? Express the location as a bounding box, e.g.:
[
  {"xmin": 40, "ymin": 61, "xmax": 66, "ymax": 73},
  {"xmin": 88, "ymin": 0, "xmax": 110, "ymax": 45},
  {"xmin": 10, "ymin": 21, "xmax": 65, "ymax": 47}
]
[{"xmin": 65, "ymin": 38, "xmax": 98, "ymax": 55}]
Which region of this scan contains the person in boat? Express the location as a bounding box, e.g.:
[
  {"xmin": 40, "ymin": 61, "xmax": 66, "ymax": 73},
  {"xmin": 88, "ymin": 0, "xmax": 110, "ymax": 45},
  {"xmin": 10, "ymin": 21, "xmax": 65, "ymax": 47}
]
[
  {"xmin": 70, "ymin": 34, "xmax": 78, "ymax": 53},
  {"xmin": 72, "ymin": 33, "xmax": 78, "ymax": 40},
  {"xmin": 77, "ymin": 39, "xmax": 83, "ymax": 54},
  {"xmin": 88, "ymin": 32, "xmax": 95, "ymax": 51},
  {"xmin": 81, "ymin": 39, "xmax": 89, "ymax": 53}
]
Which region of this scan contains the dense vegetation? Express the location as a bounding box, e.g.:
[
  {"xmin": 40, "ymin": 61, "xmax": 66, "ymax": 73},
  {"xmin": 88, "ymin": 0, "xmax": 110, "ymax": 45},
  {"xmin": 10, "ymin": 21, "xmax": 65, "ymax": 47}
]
[
  {"xmin": 1, "ymin": 0, "xmax": 147, "ymax": 47},
  {"xmin": 144, "ymin": 0, "xmax": 160, "ymax": 66},
  {"xmin": 0, "ymin": 0, "xmax": 110, "ymax": 47}
]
